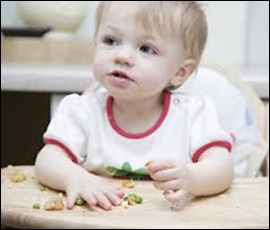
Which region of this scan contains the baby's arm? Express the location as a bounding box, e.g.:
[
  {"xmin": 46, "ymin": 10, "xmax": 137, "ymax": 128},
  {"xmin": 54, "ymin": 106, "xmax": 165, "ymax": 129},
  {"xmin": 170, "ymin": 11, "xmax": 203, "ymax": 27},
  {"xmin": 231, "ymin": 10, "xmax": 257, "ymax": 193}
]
[
  {"xmin": 186, "ymin": 147, "xmax": 234, "ymax": 196},
  {"xmin": 147, "ymin": 147, "xmax": 233, "ymax": 203},
  {"xmin": 35, "ymin": 144, "xmax": 124, "ymax": 210}
]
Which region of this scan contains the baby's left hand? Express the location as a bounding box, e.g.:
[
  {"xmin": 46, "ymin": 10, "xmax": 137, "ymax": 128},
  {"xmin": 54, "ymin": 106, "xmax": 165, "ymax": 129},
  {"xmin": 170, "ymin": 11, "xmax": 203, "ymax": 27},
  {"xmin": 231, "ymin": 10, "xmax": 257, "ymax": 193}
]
[{"xmin": 146, "ymin": 158, "xmax": 191, "ymax": 205}]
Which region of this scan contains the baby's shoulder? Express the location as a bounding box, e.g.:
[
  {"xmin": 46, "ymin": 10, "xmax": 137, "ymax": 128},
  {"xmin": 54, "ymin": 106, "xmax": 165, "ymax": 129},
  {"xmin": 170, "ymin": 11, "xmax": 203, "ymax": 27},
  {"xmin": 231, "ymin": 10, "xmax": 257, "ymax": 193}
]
[
  {"xmin": 171, "ymin": 92, "xmax": 213, "ymax": 111},
  {"xmin": 61, "ymin": 88, "xmax": 108, "ymax": 108}
]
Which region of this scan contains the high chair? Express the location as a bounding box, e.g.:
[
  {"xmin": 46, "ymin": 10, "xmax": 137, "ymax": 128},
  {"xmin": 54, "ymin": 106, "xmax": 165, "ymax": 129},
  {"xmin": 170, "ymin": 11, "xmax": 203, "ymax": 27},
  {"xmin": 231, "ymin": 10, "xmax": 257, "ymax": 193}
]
[
  {"xmin": 206, "ymin": 61, "xmax": 268, "ymax": 177},
  {"xmin": 263, "ymin": 101, "xmax": 269, "ymax": 176}
]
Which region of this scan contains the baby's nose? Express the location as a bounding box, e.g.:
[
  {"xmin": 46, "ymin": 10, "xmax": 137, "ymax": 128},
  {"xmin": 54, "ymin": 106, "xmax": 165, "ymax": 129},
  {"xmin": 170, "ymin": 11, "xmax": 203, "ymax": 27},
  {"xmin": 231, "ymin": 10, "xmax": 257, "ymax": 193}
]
[{"xmin": 114, "ymin": 47, "xmax": 134, "ymax": 66}]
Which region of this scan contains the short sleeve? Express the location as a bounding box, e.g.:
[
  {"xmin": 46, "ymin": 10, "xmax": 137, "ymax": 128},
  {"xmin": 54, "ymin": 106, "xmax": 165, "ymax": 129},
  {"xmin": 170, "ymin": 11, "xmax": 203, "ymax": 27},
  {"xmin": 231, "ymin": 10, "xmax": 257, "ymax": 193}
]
[
  {"xmin": 190, "ymin": 97, "xmax": 233, "ymax": 162},
  {"xmin": 43, "ymin": 94, "xmax": 90, "ymax": 164}
]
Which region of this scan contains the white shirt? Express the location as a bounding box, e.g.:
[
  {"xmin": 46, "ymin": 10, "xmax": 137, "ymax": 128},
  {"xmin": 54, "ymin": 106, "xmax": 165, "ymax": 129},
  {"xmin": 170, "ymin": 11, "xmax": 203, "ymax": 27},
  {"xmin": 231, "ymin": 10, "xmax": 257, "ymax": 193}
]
[{"xmin": 44, "ymin": 88, "xmax": 232, "ymax": 179}]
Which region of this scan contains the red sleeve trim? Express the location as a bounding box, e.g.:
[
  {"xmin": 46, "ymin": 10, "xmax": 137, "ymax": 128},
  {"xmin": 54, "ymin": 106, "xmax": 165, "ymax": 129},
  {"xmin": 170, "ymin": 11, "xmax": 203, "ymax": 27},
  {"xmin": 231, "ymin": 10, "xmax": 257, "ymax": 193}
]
[
  {"xmin": 192, "ymin": 141, "xmax": 232, "ymax": 163},
  {"xmin": 43, "ymin": 138, "xmax": 78, "ymax": 163}
]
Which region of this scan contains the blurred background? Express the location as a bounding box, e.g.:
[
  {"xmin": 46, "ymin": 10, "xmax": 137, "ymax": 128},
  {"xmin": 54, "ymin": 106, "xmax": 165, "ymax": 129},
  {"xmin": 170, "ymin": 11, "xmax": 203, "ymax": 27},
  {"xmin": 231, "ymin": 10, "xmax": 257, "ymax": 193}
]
[
  {"xmin": 2, "ymin": 1, "xmax": 269, "ymax": 65},
  {"xmin": 1, "ymin": 1, "xmax": 269, "ymax": 167}
]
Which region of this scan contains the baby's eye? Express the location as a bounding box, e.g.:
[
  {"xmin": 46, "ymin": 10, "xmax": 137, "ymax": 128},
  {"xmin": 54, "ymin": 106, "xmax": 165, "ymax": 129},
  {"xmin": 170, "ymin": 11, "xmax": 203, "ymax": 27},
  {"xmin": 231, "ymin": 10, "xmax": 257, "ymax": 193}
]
[
  {"xmin": 103, "ymin": 36, "xmax": 118, "ymax": 46},
  {"xmin": 140, "ymin": 45, "xmax": 157, "ymax": 55}
]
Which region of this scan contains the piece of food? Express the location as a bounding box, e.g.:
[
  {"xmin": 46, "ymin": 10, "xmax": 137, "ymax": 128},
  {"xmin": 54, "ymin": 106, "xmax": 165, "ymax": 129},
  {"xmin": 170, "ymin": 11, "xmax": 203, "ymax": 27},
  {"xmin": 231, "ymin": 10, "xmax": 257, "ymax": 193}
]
[
  {"xmin": 44, "ymin": 194, "xmax": 65, "ymax": 211},
  {"xmin": 39, "ymin": 185, "xmax": 47, "ymax": 191},
  {"xmin": 124, "ymin": 193, "xmax": 143, "ymax": 206},
  {"xmin": 121, "ymin": 200, "xmax": 129, "ymax": 209},
  {"xmin": 134, "ymin": 194, "xmax": 143, "ymax": 204},
  {"xmin": 32, "ymin": 203, "xmax": 41, "ymax": 209},
  {"xmin": 122, "ymin": 180, "xmax": 135, "ymax": 188},
  {"xmin": 75, "ymin": 197, "xmax": 85, "ymax": 206},
  {"xmin": 10, "ymin": 172, "xmax": 26, "ymax": 183}
]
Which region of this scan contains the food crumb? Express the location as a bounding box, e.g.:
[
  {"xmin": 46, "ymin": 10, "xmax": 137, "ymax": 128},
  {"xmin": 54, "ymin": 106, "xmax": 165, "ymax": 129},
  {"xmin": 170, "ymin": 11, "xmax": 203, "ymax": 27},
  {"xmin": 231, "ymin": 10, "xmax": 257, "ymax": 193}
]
[
  {"xmin": 121, "ymin": 200, "xmax": 129, "ymax": 209},
  {"xmin": 123, "ymin": 193, "xmax": 143, "ymax": 207},
  {"xmin": 122, "ymin": 180, "xmax": 135, "ymax": 188},
  {"xmin": 75, "ymin": 197, "xmax": 85, "ymax": 206},
  {"xmin": 32, "ymin": 203, "xmax": 41, "ymax": 209},
  {"xmin": 39, "ymin": 185, "xmax": 47, "ymax": 192},
  {"xmin": 10, "ymin": 173, "xmax": 26, "ymax": 183},
  {"xmin": 44, "ymin": 193, "xmax": 65, "ymax": 211}
]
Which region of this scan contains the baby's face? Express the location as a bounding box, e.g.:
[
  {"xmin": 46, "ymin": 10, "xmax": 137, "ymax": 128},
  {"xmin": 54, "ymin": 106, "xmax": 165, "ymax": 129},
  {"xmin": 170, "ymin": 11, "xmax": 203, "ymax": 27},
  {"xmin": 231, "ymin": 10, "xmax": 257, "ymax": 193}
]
[{"xmin": 93, "ymin": 2, "xmax": 183, "ymax": 100}]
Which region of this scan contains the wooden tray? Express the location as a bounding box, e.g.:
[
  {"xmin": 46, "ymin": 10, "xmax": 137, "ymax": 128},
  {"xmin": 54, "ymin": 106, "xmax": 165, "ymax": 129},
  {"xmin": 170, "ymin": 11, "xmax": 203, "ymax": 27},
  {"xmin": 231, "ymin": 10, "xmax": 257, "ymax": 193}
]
[{"xmin": 1, "ymin": 166, "xmax": 269, "ymax": 229}]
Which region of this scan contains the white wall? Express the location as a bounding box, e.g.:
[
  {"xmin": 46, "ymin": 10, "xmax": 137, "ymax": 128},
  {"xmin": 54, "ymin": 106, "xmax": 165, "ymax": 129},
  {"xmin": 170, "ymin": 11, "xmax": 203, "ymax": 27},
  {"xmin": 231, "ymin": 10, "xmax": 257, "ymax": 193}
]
[
  {"xmin": 202, "ymin": 1, "xmax": 248, "ymax": 65},
  {"xmin": 1, "ymin": 1, "xmax": 22, "ymax": 27},
  {"xmin": 246, "ymin": 1, "xmax": 269, "ymax": 65},
  {"xmin": 1, "ymin": 1, "xmax": 269, "ymax": 66},
  {"xmin": 73, "ymin": 1, "xmax": 99, "ymax": 38},
  {"xmin": 202, "ymin": 1, "xmax": 269, "ymax": 66}
]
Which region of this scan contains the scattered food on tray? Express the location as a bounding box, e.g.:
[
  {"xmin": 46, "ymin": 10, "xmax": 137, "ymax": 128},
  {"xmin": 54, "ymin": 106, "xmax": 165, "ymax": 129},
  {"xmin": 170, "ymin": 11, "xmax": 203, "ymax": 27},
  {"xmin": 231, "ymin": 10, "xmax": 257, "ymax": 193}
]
[
  {"xmin": 75, "ymin": 197, "xmax": 85, "ymax": 206},
  {"xmin": 32, "ymin": 203, "xmax": 41, "ymax": 210},
  {"xmin": 123, "ymin": 193, "xmax": 143, "ymax": 207},
  {"xmin": 38, "ymin": 184, "xmax": 47, "ymax": 192},
  {"xmin": 10, "ymin": 172, "xmax": 27, "ymax": 183},
  {"xmin": 122, "ymin": 180, "xmax": 135, "ymax": 188},
  {"xmin": 43, "ymin": 193, "xmax": 65, "ymax": 211}
]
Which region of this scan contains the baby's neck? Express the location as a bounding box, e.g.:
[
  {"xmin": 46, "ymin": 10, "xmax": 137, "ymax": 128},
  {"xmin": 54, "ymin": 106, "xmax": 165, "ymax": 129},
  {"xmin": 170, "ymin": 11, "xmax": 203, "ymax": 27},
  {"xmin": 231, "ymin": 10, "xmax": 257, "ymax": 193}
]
[
  {"xmin": 114, "ymin": 96, "xmax": 162, "ymax": 114},
  {"xmin": 112, "ymin": 94, "xmax": 164, "ymax": 133}
]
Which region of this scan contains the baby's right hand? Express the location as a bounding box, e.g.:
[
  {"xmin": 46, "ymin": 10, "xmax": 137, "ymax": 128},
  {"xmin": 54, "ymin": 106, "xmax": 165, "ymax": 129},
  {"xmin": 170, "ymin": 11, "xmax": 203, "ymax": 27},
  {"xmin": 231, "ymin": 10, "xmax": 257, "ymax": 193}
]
[{"xmin": 65, "ymin": 170, "xmax": 124, "ymax": 211}]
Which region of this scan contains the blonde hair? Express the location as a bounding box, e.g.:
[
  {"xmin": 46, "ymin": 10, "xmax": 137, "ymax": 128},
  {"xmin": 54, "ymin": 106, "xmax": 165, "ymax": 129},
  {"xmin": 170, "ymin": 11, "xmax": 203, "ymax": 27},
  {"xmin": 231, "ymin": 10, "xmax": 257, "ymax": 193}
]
[{"xmin": 95, "ymin": 1, "xmax": 207, "ymax": 65}]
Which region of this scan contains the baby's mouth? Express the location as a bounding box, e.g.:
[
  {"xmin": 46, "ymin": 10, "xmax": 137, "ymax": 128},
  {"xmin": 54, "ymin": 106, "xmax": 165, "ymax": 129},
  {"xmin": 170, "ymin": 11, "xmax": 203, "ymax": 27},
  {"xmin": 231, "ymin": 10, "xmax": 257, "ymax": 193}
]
[{"xmin": 110, "ymin": 70, "xmax": 133, "ymax": 81}]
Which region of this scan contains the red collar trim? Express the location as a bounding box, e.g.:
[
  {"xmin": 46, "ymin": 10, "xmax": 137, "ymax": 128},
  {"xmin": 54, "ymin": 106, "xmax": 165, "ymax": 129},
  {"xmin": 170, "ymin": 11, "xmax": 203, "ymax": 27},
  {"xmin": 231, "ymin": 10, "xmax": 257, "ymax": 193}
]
[{"xmin": 106, "ymin": 91, "xmax": 171, "ymax": 139}]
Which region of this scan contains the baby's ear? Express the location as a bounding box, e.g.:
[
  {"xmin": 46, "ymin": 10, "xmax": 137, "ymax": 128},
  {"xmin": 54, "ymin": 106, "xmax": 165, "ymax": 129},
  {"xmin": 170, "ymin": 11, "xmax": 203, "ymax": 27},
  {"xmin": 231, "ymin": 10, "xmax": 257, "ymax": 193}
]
[{"xmin": 170, "ymin": 59, "xmax": 196, "ymax": 87}]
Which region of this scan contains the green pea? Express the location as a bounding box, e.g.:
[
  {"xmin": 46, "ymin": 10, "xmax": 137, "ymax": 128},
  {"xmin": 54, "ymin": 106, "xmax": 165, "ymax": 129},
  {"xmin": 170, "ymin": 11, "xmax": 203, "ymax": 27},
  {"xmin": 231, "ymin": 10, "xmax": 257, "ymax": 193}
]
[
  {"xmin": 125, "ymin": 193, "xmax": 143, "ymax": 204},
  {"xmin": 16, "ymin": 174, "xmax": 26, "ymax": 182},
  {"xmin": 134, "ymin": 195, "xmax": 143, "ymax": 204},
  {"xmin": 39, "ymin": 185, "xmax": 47, "ymax": 191},
  {"xmin": 21, "ymin": 174, "xmax": 26, "ymax": 180},
  {"xmin": 75, "ymin": 198, "xmax": 85, "ymax": 206},
  {"xmin": 32, "ymin": 203, "xmax": 41, "ymax": 209}
]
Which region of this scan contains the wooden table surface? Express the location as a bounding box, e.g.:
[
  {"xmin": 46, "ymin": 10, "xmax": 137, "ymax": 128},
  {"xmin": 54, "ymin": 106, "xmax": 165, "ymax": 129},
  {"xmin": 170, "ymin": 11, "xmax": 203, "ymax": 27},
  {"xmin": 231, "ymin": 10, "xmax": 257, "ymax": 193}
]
[{"xmin": 1, "ymin": 166, "xmax": 269, "ymax": 229}]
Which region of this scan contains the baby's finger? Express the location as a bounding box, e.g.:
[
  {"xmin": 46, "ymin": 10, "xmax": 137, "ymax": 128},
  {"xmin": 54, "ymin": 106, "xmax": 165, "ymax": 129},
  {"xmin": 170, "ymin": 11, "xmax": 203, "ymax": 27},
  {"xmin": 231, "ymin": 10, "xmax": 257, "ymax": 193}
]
[
  {"xmin": 153, "ymin": 179, "xmax": 180, "ymax": 191},
  {"xmin": 164, "ymin": 190, "xmax": 193, "ymax": 209},
  {"xmin": 116, "ymin": 188, "xmax": 125, "ymax": 198},
  {"xmin": 105, "ymin": 191, "xmax": 123, "ymax": 206},
  {"xmin": 66, "ymin": 191, "xmax": 78, "ymax": 209},
  {"xmin": 146, "ymin": 159, "xmax": 178, "ymax": 174},
  {"xmin": 94, "ymin": 192, "xmax": 112, "ymax": 211},
  {"xmin": 150, "ymin": 167, "xmax": 179, "ymax": 181},
  {"xmin": 163, "ymin": 189, "xmax": 185, "ymax": 203},
  {"xmin": 80, "ymin": 192, "xmax": 97, "ymax": 207}
]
